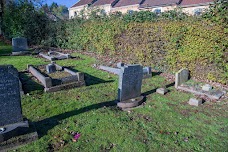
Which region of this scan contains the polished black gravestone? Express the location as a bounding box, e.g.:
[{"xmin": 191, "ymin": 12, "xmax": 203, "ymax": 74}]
[{"xmin": 0, "ymin": 65, "xmax": 37, "ymax": 151}]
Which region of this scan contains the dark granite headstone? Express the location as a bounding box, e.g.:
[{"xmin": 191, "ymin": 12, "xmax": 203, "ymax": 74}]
[
  {"xmin": 118, "ymin": 64, "xmax": 143, "ymax": 102},
  {"xmin": 12, "ymin": 37, "xmax": 28, "ymax": 53},
  {"xmin": 0, "ymin": 65, "xmax": 23, "ymax": 127}
]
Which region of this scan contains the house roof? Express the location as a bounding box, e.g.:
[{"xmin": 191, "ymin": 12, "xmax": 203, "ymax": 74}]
[
  {"xmin": 70, "ymin": 0, "xmax": 96, "ymax": 8},
  {"xmin": 113, "ymin": 0, "xmax": 143, "ymax": 8},
  {"xmin": 140, "ymin": 0, "xmax": 180, "ymax": 8},
  {"xmin": 180, "ymin": 0, "xmax": 214, "ymax": 6},
  {"xmin": 92, "ymin": 0, "xmax": 117, "ymax": 6}
]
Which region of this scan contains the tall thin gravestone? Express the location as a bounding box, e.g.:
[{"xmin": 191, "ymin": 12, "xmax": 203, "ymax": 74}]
[
  {"xmin": 117, "ymin": 64, "xmax": 144, "ymax": 109},
  {"xmin": 0, "ymin": 65, "xmax": 37, "ymax": 151}
]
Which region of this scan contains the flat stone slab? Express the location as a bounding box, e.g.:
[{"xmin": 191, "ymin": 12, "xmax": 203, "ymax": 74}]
[
  {"xmin": 117, "ymin": 96, "xmax": 144, "ymax": 110},
  {"xmin": 177, "ymin": 86, "xmax": 225, "ymax": 100},
  {"xmin": 189, "ymin": 98, "xmax": 203, "ymax": 106},
  {"xmin": 39, "ymin": 51, "xmax": 71, "ymax": 61},
  {"xmin": 156, "ymin": 88, "xmax": 168, "ymax": 95}
]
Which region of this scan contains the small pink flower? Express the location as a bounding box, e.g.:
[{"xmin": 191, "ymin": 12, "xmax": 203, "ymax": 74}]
[{"xmin": 73, "ymin": 133, "xmax": 81, "ymax": 141}]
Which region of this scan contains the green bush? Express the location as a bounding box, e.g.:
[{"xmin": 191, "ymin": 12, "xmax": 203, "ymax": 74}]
[{"xmin": 66, "ymin": 17, "xmax": 125, "ymax": 54}]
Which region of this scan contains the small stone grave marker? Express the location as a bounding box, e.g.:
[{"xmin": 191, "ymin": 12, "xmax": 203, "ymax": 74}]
[
  {"xmin": 188, "ymin": 98, "xmax": 203, "ymax": 106},
  {"xmin": 156, "ymin": 88, "xmax": 168, "ymax": 95}
]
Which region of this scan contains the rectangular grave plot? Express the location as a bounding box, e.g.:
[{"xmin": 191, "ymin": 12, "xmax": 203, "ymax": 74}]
[{"xmin": 28, "ymin": 64, "xmax": 85, "ymax": 92}]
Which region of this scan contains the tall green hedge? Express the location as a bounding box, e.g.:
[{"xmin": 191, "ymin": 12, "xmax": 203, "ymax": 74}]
[{"xmin": 64, "ymin": 17, "xmax": 227, "ymax": 84}]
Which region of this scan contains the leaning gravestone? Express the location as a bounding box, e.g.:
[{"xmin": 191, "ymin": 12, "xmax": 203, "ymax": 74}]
[
  {"xmin": 0, "ymin": 65, "xmax": 37, "ymax": 151},
  {"xmin": 12, "ymin": 37, "xmax": 29, "ymax": 55},
  {"xmin": 117, "ymin": 63, "xmax": 144, "ymax": 110}
]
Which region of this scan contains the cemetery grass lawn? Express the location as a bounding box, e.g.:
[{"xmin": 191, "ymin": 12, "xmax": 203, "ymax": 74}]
[{"xmin": 0, "ymin": 42, "xmax": 228, "ymax": 152}]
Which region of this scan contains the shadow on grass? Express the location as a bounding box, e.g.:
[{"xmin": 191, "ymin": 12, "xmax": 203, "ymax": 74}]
[
  {"xmin": 19, "ymin": 72, "xmax": 44, "ymax": 94},
  {"xmin": 34, "ymin": 82, "xmax": 175, "ymax": 137},
  {"xmin": 65, "ymin": 66, "xmax": 114, "ymax": 86},
  {"xmin": 152, "ymin": 71, "xmax": 162, "ymax": 76},
  {"xmin": 35, "ymin": 100, "xmax": 117, "ymax": 137}
]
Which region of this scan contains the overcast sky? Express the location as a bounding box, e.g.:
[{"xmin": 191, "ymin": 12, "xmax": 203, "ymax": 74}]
[{"xmin": 45, "ymin": 0, "xmax": 78, "ymax": 8}]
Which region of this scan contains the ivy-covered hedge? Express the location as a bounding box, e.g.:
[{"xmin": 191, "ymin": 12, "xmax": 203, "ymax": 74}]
[{"xmin": 63, "ymin": 17, "xmax": 227, "ymax": 84}]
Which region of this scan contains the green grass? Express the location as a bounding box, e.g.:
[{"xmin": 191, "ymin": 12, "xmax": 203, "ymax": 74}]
[{"xmin": 1, "ymin": 42, "xmax": 228, "ymax": 152}]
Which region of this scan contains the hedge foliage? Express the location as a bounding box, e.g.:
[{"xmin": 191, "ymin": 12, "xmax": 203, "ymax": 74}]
[
  {"xmin": 2, "ymin": 1, "xmax": 228, "ymax": 84},
  {"xmin": 115, "ymin": 20, "xmax": 227, "ymax": 84}
]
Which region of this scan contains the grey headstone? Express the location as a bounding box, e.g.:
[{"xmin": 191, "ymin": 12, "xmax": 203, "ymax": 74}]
[
  {"xmin": 175, "ymin": 69, "xmax": 189, "ymax": 88},
  {"xmin": 118, "ymin": 64, "xmax": 143, "ymax": 102},
  {"xmin": 12, "ymin": 37, "xmax": 28, "ymax": 52},
  {"xmin": 46, "ymin": 64, "xmax": 56, "ymax": 74},
  {"xmin": 0, "ymin": 65, "xmax": 23, "ymax": 127}
]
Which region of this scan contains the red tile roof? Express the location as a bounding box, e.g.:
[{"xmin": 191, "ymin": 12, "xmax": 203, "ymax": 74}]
[
  {"xmin": 114, "ymin": 0, "xmax": 142, "ymax": 8},
  {"xmin": 141, "ymin": 0, "xmax": 180, "ymax": 8},
  {"xmin": 92, "ymin": 0, "xmax": 116, "ymax": 6},
  {"xmin": 70, "ymin": 0, "xmax": 95, "ymax": 8},
  {"xmin": 180, "ymin": 0, "xmax": 214, "ymax": 6}
]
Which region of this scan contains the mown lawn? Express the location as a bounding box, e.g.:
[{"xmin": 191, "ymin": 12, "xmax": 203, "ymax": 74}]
[{"xmin": 0, "ymin": 42, "xmax": 228, "ymax": 152}]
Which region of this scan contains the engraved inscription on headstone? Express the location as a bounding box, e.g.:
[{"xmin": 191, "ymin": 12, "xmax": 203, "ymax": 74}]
[
  {"xmin": 0, "ymin": 65, "xmax": 23, "ymax": 127},
  {"xmin": 118, "ymin": 65, "xmax": 143, "ymax": 102}
]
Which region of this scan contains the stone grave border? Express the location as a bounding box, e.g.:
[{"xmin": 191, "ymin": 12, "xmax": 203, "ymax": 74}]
[
  {"xmin": 39, "ymin": 51, "xmax": 71, "ymax": 61},
  {"xmin": 27, "ymin": 64, "xmax": 85, "ymax": 92}
]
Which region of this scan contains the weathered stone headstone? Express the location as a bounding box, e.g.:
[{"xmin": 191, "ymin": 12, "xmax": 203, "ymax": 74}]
[
  {"xmin": 12, "ymin": 37, "xmax": 29, "ymax": 55},
  {"xmin": 0, "ymin": 65, "xmax": 23, "ymax": 126},
  {"xmin": 117, "ymin": 64, "xmax": 144, "ymax": 109},
  {"xmin": 175, "ymin": 69, "xmax": 189, "ymax": 88}
]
